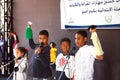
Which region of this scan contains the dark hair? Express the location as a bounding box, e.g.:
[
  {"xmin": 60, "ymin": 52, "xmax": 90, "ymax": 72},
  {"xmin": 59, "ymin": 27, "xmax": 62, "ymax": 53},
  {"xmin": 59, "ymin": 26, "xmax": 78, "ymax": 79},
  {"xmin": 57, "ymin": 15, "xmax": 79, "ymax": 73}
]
[
  {"xmin": 88, "ymin": 25, "xmax": 96, "ymax": 31},
  {"xmin": 39, "ymin": 30, "xmax": 49, "ymax": 37},
  {"xmin": 76, "ymin": 30, "xmax": 88, "ymax": 38},
  {"xmin": 60, "ymin": 37, "xmax": 71, "ymax": 46},
  {"xmin": 16, "ymin": 47, "xmax": 28, "ymax": 56},
  {"xmin": 50, "ymin": 42, "xmax": 56, "ymax": 48}
]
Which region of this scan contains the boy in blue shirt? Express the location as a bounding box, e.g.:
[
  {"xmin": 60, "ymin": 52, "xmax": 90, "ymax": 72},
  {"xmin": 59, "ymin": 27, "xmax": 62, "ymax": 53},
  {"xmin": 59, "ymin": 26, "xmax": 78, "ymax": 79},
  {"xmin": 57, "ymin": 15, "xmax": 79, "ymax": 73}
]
[{"xmin": 25, "ymin": 27, "xmax": 52, "ymax": 80}]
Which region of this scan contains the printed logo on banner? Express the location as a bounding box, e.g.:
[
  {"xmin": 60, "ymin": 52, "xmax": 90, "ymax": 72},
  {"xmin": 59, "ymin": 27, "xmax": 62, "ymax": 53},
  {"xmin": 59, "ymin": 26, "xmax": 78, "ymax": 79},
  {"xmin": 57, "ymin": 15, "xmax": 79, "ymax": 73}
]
[{"xmin": 105, "ymin": 15, "xmax": 112, "ymax": 23}]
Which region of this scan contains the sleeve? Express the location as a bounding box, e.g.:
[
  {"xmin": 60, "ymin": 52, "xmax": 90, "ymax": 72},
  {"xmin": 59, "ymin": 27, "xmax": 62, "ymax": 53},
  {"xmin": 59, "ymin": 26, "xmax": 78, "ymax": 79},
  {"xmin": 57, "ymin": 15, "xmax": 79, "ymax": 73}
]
[
  {"xmin": 91, "ymin": 32, "xmax": 104, "ymax": 56},
  {"xmin": 14, "ymin": 58, "xmax": 28, "ymax": 72},
  {"xmin": 28, "ymin": 39, "xmax": 36, "ymax": 49},
  {"xmin": 55, "ymin": 48, "xmax": 57, "ymax": 51}
]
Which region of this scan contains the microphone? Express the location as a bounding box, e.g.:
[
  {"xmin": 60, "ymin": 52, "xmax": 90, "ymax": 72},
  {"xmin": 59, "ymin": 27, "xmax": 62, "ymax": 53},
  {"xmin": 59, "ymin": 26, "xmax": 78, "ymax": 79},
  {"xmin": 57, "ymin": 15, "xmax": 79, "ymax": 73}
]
[
  {"xmin": 68, "ymin": 47, "xmax": 76, "ymax": 55},
  {"xmin": 13, "ymin": 57, "xmax": 22, "ymax": 72},
  {"xmin": 8, "ymin": 57, "xmax": 21, "ymax": 64},
  {"xmin": 16, "ymin": 57, "xmax": 21, "ymax": 60},
  {"xmin": 0, "ymin": 57, "xmax": 21, "ymax": 69},
  {"xmin": 35, "ymin": 42, "xmax": 44, "ymax": 61},
  {"xmin": 39, "ymin": 42, "xmax": 44, "ymax": 48}
]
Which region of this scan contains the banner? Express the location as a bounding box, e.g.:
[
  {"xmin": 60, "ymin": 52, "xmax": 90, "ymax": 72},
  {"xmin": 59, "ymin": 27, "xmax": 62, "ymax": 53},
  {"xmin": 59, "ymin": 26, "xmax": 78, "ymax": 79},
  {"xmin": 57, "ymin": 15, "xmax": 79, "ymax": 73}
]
[{"xmin": 60, "ymin": 0, "xmax": 120, "ymax": 29}]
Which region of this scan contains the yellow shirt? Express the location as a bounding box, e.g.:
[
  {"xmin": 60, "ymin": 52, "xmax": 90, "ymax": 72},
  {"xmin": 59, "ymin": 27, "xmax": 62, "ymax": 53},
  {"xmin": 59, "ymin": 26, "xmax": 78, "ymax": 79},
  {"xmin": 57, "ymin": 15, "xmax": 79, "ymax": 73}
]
[{"xmin": 50, "ymin": 48, "xmax": 57, "ymax": 62}]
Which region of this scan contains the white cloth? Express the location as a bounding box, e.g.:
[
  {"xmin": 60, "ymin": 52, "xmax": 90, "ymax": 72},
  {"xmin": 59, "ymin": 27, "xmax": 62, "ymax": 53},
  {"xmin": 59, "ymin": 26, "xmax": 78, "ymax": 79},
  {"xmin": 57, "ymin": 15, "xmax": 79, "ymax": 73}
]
[
  {"xmin": 56, "ymin": 53, "xmax": 75, "ymax": 78},
  {"xmin": 91, "ymin": 32, "xmax": 104, "ymax": 55},
  {"xmin": 74, "ymin": 45, "xmax": 95, "ymax": 80},
  {"xmin": 13, "ymin": 34, "xmax": 18, "ymax": 57},
  {"xmin": 13, "ymin": 57, "xmax": 28, "ymax": 80}
]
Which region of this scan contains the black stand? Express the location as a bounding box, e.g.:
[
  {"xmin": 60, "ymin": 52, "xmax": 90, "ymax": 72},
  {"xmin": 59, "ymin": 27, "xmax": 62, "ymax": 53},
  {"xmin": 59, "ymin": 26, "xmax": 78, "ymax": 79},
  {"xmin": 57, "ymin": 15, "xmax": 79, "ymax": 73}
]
[
  {"xmin": 7, "ymin": 71, "xmax": 13, "ymax": 80},
  {"xmin": 14, "ymin": 67, "xmax": 19, "ymax": 80},
  {"xmin": 6, "ymin": 64, "xmax": 19, "ymax": 80}
]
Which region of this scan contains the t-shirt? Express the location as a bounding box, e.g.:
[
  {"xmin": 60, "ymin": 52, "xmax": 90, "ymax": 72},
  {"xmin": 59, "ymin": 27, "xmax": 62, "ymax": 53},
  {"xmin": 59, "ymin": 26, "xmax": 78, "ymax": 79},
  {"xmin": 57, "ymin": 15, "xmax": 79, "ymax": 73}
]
[
  {"xmin": 56, "ymin": 53, "xmax": 75, "ymax": 79},
  {"xmin": 74, "ymin": 45, "xmax": 96, "ymax": 80}
]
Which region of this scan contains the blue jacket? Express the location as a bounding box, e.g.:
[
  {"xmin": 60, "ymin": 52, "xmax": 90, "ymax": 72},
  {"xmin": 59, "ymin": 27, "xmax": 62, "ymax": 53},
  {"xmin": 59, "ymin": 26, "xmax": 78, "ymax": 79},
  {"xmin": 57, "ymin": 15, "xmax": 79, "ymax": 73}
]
[{"xmin": 27, "ymin": 39, "xmax": 52, "ymax": 78}]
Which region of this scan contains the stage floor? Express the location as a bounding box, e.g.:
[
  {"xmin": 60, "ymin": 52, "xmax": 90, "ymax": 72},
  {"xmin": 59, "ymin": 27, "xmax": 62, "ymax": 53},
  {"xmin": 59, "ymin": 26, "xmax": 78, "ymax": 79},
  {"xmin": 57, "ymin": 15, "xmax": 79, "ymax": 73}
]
[{"xmin": 0, "ymin": 76, "xmax": 12, "ymax": 80}]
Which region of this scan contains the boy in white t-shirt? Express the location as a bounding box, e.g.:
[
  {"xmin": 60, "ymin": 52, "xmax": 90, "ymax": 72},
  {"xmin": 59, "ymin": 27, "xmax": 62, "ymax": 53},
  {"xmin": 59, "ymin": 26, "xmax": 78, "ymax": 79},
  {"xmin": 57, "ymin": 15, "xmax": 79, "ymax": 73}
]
[
  {"xmin": 56, "ymin": 37, "xmax": 74, "ymax": 80},
  {"xmin": 74, "ymin": 30, "xmax": 104, "ymax": 80}
]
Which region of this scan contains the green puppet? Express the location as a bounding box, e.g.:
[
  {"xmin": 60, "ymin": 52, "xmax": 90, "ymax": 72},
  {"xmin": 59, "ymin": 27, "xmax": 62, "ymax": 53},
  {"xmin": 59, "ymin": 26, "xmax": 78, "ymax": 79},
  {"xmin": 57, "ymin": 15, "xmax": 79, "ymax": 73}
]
[{"xmin": 25, "ymin": 21, "xmax": 33, "ymax": 39}]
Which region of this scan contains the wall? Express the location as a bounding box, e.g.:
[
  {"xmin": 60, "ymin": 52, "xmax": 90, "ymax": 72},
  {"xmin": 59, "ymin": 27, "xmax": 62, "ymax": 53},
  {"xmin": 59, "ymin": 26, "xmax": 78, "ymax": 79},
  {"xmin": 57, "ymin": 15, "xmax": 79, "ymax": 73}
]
[{"xmin": 13, "ymin": 0, "xmax": 120, "ymax": 80}]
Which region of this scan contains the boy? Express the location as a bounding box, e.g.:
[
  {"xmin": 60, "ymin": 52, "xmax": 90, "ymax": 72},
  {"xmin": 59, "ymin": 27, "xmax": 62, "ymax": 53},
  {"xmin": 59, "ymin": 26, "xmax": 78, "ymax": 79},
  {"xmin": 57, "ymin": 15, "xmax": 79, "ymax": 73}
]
[
  {"xmin": 74, "ymin": 30, "xmax": 103, "ymax": 80},
  {"xmin": 56, "ymin": 37, "xmax": 74, "ymax": 80},
  {"xmin": 25, "ymin": 28, "xmax": 52, "ymax": 80}
]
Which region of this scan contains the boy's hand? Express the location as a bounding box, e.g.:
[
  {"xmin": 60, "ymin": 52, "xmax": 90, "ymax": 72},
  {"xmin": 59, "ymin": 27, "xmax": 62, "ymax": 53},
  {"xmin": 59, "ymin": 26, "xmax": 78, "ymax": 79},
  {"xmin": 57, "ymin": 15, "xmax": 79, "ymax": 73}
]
[
  {"xmin": 27, "ymin": 21, "xmax": 32, "ymax": 27},
  {"xmin": 35, "ymin": 47, "xmax": 42, "ymax": 54},
  {"xmin": 96, "ymin": 55, "xmax": 104, "ymax": 60}
]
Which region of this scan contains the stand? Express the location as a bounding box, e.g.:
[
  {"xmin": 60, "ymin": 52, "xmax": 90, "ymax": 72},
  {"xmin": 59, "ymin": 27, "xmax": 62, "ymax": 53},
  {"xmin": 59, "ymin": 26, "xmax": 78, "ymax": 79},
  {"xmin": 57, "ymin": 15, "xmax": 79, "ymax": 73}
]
[
  {"xmin": 6, "ymin": 71, "xmax": 13, "ymax": 80},
  {"xmin": 0, "ymin": 61, "xmax": 13, "ymax": 69},
  {"xmin": 6, "ymin": 67, "xmax": 18, "ymax": 80}
]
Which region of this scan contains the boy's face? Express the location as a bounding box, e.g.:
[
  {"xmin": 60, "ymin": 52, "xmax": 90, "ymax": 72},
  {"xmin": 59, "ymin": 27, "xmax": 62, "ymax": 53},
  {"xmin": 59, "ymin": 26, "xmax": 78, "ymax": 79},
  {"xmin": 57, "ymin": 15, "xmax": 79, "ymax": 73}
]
[
  {"xmin": 75, "ymin": 33, "xmax": 87, "ymax": 47},
  {"xmin": 39, "ymin": 35, "xmax": 48, "ymax": 45},
  {"xmin": 60, "ymin": 41, "xmax": 70, "ymax": 54}
]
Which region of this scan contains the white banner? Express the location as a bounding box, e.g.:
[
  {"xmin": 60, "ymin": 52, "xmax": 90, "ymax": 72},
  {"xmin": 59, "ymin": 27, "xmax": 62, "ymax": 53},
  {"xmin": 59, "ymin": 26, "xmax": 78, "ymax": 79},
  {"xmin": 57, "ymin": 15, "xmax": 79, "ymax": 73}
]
[{"xmin": 60, "ymin": 0, "xmax": 120, "ymax": 29}]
